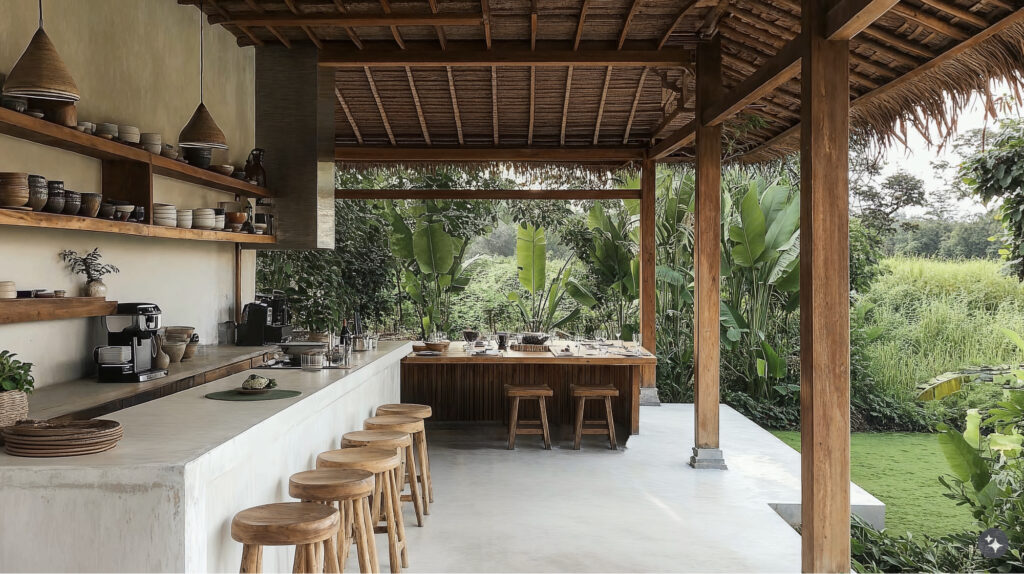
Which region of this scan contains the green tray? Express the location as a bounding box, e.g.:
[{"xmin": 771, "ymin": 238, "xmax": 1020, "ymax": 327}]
[{"xmin": 204, "ymin": 389, "xmax": 302, "ymax": 401}]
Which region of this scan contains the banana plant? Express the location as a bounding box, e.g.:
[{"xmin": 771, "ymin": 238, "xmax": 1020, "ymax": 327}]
[{"xmin": 507, "ymin": 224, "xmax": 597, "ymax": 332}]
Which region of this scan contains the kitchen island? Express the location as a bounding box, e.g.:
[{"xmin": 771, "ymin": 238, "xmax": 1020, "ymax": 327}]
[
  {"xmin": 0, "ymin": 340, "xmax": 411, "ymax": 573},
  {"xmin": 401, "ymin": 342, "xmax": 656, "ymax": 436}
]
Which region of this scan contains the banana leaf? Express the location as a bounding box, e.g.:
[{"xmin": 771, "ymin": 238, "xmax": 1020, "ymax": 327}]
[
  {"xmin": 728, "ymin": 187, "xmax": 767, "ymax": 267},
  {"xmin": 515, "ymin": 224, "xmax": 546, "ymax": 296},
  {"xmin": 412, "ymin": 223, "xmax": 455, "ymax": 275}
]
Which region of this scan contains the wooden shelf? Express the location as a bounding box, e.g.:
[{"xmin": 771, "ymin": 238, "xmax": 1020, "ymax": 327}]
[
  {"xmin": 0, "ymin": 209, "xmax": 275, "ymax": 244},
  {"xmin": 0, "ymin": 107, "xmax": 271, "ymax": 199},
  {"xmin": 0, "ymin": 297, "xmax": 118, "ymax": 325}
]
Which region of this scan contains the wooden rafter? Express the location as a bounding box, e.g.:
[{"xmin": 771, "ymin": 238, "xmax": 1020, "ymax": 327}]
[
  {"xmin": 704, "ymin": 37, "xmax": 802, "ymax": 126},
  {"xmin": 204, "ymin": 0, "xmax": 263, "ymax": 46},
  {"xmin": 446, "ymin": 66, "xmax": 464, "ymax": 145},
  {"xmin": 491, "ymin": 66, "xmax": 499, "ymax": 145},
  {"xmin": 427, "ymin": 0, "xmax": 448, "ymax": 49},
  {"xmin": 241, "ymin": 0, "xmax": 286, "ymax": 46},
  {"xmin": 861, "ymin": 26, "xmax": 934, "ymax": 59},
  {"xmin": 334, "ymin": 147, "xmax": 646, "ymax": 162},
  {"xmin": 890, "ymin": 3, "xmax": 970, "ymax": 40},
  {"xmin": 649, "ymin": 119, "xmax": 695, "ymax": 158},
  {"xmin": 561, "ymin": 66, "xmax": 574, "ymax": 146},
  {"xmin": 917, "ymin": 0, "xmax": 989, "ymax": 28},
  {"xmin": 364, "ymin": 68, "xmax": 396, "ymax": 145},
  {"xmin": 215, "ymin": 13, "xmax": 481, "ymax": 28},
  {"xmin": 331, "ymin": 0, "xmax": 364, "ymax": 49},
  {"xmin": 659, "ymin": 0, "xmax": 701, "ymax": 49},
  {"xmin": 334, "ymin": 86, "xmax": 363, "ymax": 145},
  {"xmin": 268, "ymin": 26, "xmax": 292, "ymax": 48},
  {"xmin": 574, "ymin": 0, "xmax": 592, "ymax": 50},
  {"xmin": 318, "ymin": 41, "xmax": 691, "ymax": 67},
  {"xmin": 482, "ymin": 0, "xmax": 493, "ymax": 49},
  {"xmin": 593, "ymin": 67, "xmax": 613, "ymax": 145},
  {"xmin": 406, "ymin": 67, "xmax": 431, "ymax": 145},
  {"xmin": 826, "ymin": 0, "xmax": 901, "ymax": 40},
  {"xmin": 283, "ymin": 0, "xmax": 322, "ymax": 49},
  {"xmin": 623, "ymin": 67, "xmax": 649, "ymax": 145},
  {"xmin": 619, "ymin": 0, "xmax": 643, "ymax": 49},
  {"xmin": 379, "ymin": 0, "xmax": 406, "ymax": 49},
  {"xmin": 336, "ymin": 188, "xmax": 643, "ymax": 200},
  {"xmin": 701, "ymin": 0, "xmax": 732, "ymax": 38},
  {"xmin": 528, "ymin": 67, "xmax": 536, "ymax": 144},
  {"xmin": 530, "ymin": 0, "xmax": 538, "ymax": 50}
]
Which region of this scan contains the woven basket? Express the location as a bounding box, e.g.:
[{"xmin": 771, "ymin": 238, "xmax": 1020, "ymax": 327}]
[
  {"xmin": 0, "ymin": 391, "xmax": 29, "ymax": 442},
  {"xmin": 510, "ymin": 344, "xmax": 549, "ymax": 353}
]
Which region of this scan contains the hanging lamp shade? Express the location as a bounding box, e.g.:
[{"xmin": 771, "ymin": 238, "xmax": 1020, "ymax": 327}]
[
  {"xmin": 3, "ymin": 28, "xmax": 80, "ymax": 101},
  {"xmin": 178, "ymin": 102, "xmax": 228, "ymax": 149}
]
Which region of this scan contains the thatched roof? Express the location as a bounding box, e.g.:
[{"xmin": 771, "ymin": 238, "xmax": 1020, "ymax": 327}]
[{"xmin": 189, "ymin": 0, "xmax": 1024, "ymax": 169}]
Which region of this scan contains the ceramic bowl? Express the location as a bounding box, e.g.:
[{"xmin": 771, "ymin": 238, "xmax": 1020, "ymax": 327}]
[
  {"xmin": 211, "ymin": 164, "xmax": 234, "ymax": 176},
  {"xmin": 164, "ymin": 326, "xmax": 195, "ymax": 340},
  {"xmin": 225, "ymin": 211, "xmax": 247, "ymax": 225},
  {"xmin": 161, "ymin": 341, "xmax": 187, "ymax": 363},
  {"xmin": 144, "ymin": 144, "xmax": 162, "ymax": 155},
  {"xmin": 1, "ymin": 96, "xmax": 27, "ymax": 113},
  {"xmin": 79, "ymin": 193, "xmax": 102, "ymax": 217},
  {"xmin": 43, "ymin": 190, "xmax": 65, "ymax": 214},
  {"xmin": 139, "ymin": 133, "xmax": 161, "ymax": 144},
  {"xmin": 26, "ymin": 109, "xmax": 44, "ymax": 119},
  {"xmin": 183, "ymin": 147, "xmax": 212, "ymax": 169},
  {"xmin": 114, "ymin": 204, "xmax": 134, "ymax": 221},
  {"xmin": 253, "ymin": 223, "xmax": 268, "ymax": 235},
  {"xmin": 97, "ymin": 203, "xmax": 116, "ymax": 219},
  {"xmin": 27, "ymin": 185, "xmax": 48, "ymax": 211},
  {"xmin": 182, "ymin": 341, "xmax": 198, "ymax": 361},
  {"xmin": 61, "ymin": 191, "xmax": 82, "ymax": 215}
]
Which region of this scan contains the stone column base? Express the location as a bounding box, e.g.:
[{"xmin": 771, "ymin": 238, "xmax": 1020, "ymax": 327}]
[
  {"xmin": 689, "ymin": 447, "xmax": 728, "ymax": 470},
  {"xmin": 639, "ymin": 387, "xmax": 661, "ymax": 406}
]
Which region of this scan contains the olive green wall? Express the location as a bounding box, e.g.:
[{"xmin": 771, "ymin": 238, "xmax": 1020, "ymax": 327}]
[{"xmin": 0, "ymin": 0, "xmax": 258, "ymax": 388}]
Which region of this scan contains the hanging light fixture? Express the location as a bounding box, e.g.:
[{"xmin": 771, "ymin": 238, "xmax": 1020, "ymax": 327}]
[
  {"xmin": 3, "ymin": 0, "xmax": 80, "ymax": 101},
  {"xmin": 178, "ymin": 0, "xmax": 227, "ymax": 149}
]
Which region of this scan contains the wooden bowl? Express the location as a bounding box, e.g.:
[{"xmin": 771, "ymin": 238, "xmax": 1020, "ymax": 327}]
[
  {"xmin": 425, "ymin": 341, "xmax": 450, "ymax": 352},
  {"xmin": 225, "ymin": 211, "xmax": 247, "ymax": 225},
  {"xmin": 412, "ymin": 344, "xmax": 428, "ymax": 352}
]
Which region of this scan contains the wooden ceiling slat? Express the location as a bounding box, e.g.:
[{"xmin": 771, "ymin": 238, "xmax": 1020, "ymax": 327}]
[
  {"xmin": 593, "ymin": 67, "xmax": 613, "ymax": 144},
  {"xmin": 491, "ymin": 66, "xmax": 499, "ymax": 145},
  {"xmin": 861, "ymin": 26, "xmax": 934, "ymax": 58},
  {"xmin": 826, "ymin": 0, "xmax": 900, "ymax": 40},
  {"xmin": 378, "ymin": 0, "xmax": 406, "ymax": 49},
  {"xmin": 917, "ymin": 0, "xmax": 990, "ymax": 28},
  {"xmin": 890, "ymin": 3, "xmax": 971, "ymax": 40},
  {"xmin": 364, "ymin": 68, "xmax": 397, "ymax": 145},
  {"xmin": 268, "ymin": 25, "xmax": 293, "ymax": 48},
  {"xmin": 447, "ymin": 67, "xmax": 465, "ymax": 145},
  {"xmin": 561, "ymin": 66, "xmax": 574, "ymax": 146},
  {"xmin": 334, "ymin": 147, "xmax": 647, "ymax": 162},
  {"xmin": 530, "ymin": 0, "xmax": 538, "ymax": 50},
  {"xmin": 427, "ymin": 0, "xmax": 448, "ymax": 49},
  {"xmin": 619, "ymin": 0, "xmax": 643, "ymax": 49},
  {"xmin": 283, "ymin": 0, "xmax": 323, "ymax": 49},
  {"xmin": 335, "ymin": 86, "xmax": 363, "ymax": 145},
  {"xmin": 528, "ymin": 67, "xmax": 536, "ymax": 144},
  {"xmin": 217, "ymin": 13, "xmax": 482, "ymax": 28},
  {"xmin": 623, "ymin": 67, "xmax": 649, "ymax": 145},
  {"xmin": 574, "ymin": 0, "xmax": 592, "ymax": 50},
  {"xmin": 658, "ymin": 0, "xmax": 701, "ymax": 49},
  {"xmin": 330, "ymin": 0, "xmax": 364, "ymax": 49},
  {"xmin": 482, "ymin": 0, "xmax": 493, "ymax": 49},
  {"xmin": 406, "ymin": 67, "xmax": 431, "ymax": 145}
]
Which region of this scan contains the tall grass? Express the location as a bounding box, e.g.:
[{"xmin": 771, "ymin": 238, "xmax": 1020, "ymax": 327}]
[{"xmin": 861, "ymin": 257, "xmax": 1024, "ymax": 395}]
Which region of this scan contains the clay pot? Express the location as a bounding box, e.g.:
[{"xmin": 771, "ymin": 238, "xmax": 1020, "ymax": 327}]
[
  {"xmin": 84, "ymin": 279, "xmax": 107, "ymax": 298},
  {"xmin": 153, "ymin": 335, "xmax": 170, "ymax": 370},
  {"xmin": 161, "ymin": 342, "xmax": 186, "ymax": 363}
]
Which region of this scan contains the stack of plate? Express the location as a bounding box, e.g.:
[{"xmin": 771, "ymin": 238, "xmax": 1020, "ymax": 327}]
[
  {"xmin": 95, "ymin": 123, "xmax": 118, "ymax": 140},
  {"xmin": 140, "ymin": 133, "xmax": 162, "ymax": 155},
  {"xmin": 176, "ymin": 209, "xmax": 193, "ymax": 229},
  {"xmin": 0, "ymin": 281, "xmax": 15, "ymax": 299},
  {"xmin": 193, "ymin": 208, "xmax": 216, "ymax": 230},
  {"xmin": 215, "ymin": 214, "xmax": 225, "ymax": 229},
  {"xmin": 2, "ymin": 419, "xmax": 124, "ymax": 458},
  {"xmin": 0, "ymin": 172, "xmax": 29, "ymax": 209},
  {"xmin": 153, "ymin": 204, "xmax": 177, "ymax": 227},
  {"xmin": 118, "ymin": 125, "xmax": 140, "ymax": 144}
]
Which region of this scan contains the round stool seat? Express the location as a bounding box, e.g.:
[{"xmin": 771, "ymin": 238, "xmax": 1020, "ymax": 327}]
[
  {"xmin": 342, "ymin": 429, "xmax": 412, "ymax": 450},
  {"xmin": 289, "ymin": 469, "xmax": 375, "ymax": 502},
  {"xmin": 317, "ymin": 447, "xmax": 402, "ymax": 474},
  {"xmin": 231, "ymin": 502, "xmax": 339, "ymax": 546},
  {"xmin": 376, "ymin": 403, "xmax": 432, "ymax": 419},
  {"xmin": 364, "ymin": 415, "xmax": 424, "ymax": 434},
  {"xmin": 570, "ymin": 383, "xmax": 619, "ymax": 397},
  {"xmin": 504, "ymin": 384, "xmax": 554, "ymax": 397}
]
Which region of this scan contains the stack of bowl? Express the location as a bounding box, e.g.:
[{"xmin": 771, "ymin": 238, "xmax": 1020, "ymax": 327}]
[
  {"xmin": 44, "ymin": 181, "xmax": 65, "ymax": 213},
  {"xmin": 214, "ymin": 210, "xmax": 225, "ymax": 230},
  {"xmin": 62, "ymin": 191, "xmax": 81, "ymax": 215},
  {"xmin": 176, "ymin": 209, "xmax": 193, "ymax": 229},
  {"xmin": 95, "ymin": 123, "xmax": 117, "ymax": 140},
  {"xmin": 0, "ymin": 282, "xmax": 15, "ymax": 300},
  {"xmin": 113, "ymin": 204, "xmax": 134, "ymax": 221},
  {"xmin": 140, "ymin": 133, "xmax": 161, "ymax": 155},
  {"xmin": 153, "ymin": 204, "xmax": 177, "ymax": 227},
  {"xmin": 76, "ymin": 121, "xmax": 95, "ymax": 135},
  {"xmin": 193, "ymin": 208, "xmax": 216, "ymax": 230},
  {"xmin": 27, "ymin": 175, "xmax": 47, "ymax": 211},
  {"xmin": 226, "ymin": 211, "xmax": 247, "ymax": 232},
  {"xmin": 118, "ymin": 125, "xmax": 140, "ymax": 144},
  {"xmin": 80, "ymin": 193, "xmax": 102, "ymax": 217},
  {"xmin": 0, "ymin": 173, "xmax": 29, "ymax": 209},
  {"xmin": 161, "ymin": 144, "xmax": 178, "ymax": 160}
]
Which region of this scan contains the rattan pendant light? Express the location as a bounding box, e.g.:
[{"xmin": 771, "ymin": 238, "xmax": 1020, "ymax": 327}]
[
  {"xmin": 178, "ymin": 0, "xmax": 227, "ymax": 149},
  {"xmin": 2, "ymin": 0, "xmax": 80, "ymax": 101}
]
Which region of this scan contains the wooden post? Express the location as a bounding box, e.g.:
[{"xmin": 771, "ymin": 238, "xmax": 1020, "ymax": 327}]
[
  {"xmin": 800, "ymin": 0, "xmax": 851, "ymax": 570},
  {"xmin": 639, "ymin": 159, "xmax": 657, "ymax": 392},
  {"xmin": 690, "ymin": 34, "xmax": 725, "ymax": 470}
]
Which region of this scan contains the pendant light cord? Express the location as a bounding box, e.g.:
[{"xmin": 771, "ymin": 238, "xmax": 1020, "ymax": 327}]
[
  {"xmin": 200, "ymin": 0, "xmax": 205, "ymax": 103},
  {"xmin": 38, "ymin": 0, "xmax": 43, "ymax": 28}
]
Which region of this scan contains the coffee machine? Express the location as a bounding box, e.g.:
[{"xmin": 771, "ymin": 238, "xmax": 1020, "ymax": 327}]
[
  {"xmin": 236, "ymin": 291, "xmax": 293, "ymax": 346},
  {"xmin": 95, "ymin": 303, "xmax": 168, "ymax": 383}
]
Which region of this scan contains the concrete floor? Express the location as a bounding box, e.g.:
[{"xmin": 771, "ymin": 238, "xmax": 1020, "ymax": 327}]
[{"xmin": 351, "ymin": 404, "xmax": 883, "ymax": 573}]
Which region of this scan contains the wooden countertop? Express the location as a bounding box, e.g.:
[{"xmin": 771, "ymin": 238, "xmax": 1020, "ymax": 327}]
[
  {"xmin": 26, "ymin": 345, "xmax": 273, "ymax": 421},
  {"xmin": 401, "ymin": 341, "xmax": 657, "ymax": 365}
]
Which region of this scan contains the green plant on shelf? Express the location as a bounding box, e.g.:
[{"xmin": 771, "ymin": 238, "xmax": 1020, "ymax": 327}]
[
  {"xmin": 59, "ymin": 248, "xmax": 120, "ymax": 283},
  {"xmin": 0, "ymin": 350, "xmax": 34, "ymax": 394}
]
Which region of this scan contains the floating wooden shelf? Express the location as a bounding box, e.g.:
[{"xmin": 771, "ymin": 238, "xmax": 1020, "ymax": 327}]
[
  {"xmin": 0, "ymin": 107, "xmax": 271, "ymax": 199},
  {"xmin": 0, "ymin": 209, "xmax": 275, "ymax": 244},
  {"xmin": 0, "ymin": 297, "xmax": 118, "ymax": 325}
]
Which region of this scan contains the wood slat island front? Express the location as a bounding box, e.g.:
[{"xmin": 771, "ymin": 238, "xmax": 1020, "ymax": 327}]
[{"xmin": 401, "ymin": 343, "xmax": 656, "ymax": 436}]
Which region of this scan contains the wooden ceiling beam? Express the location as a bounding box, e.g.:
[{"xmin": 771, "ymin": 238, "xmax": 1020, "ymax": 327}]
[
  {"xmin": 619, "ymin": 0, "xmax": 643, "ymax": 49},
  {"xmin": 268, "ymin": 26, "xmax": 293, "ymax": 48},
  {"xmin": 482, "ymin": 0, "xmax": 493, "ymax": 49},
  {"xmin": 378, "ymin": 0, "xmax": 406, "ymax": 49},
  {"xmin": 593, "ymin": 67, "xmax": 613, "ymax": 145},
  {"xmin": 283, "ymin": 0, "xmax": 323, "ymax": 49},
  {"xmin": 623, "ymin": 67, "xmax": 650, "ymax": 145},
  {"xmin": 705, "ymin": 35, "xmax": 802, "ymax": 126},
  {"xmin": 213, "ymin": 13, "xmax": 482, "ymax": 28},
  {"xmin": 528, "ymin": 67, "xmax": 536, "ymax": 144},
  {"xmin": 917, "ymin": 0, "xmax": 989, "ymax": 28},
  {"xmin": 826, "ymin": 0, "xmax": 900, "ymax": 40},
  {"xmin": 329, "ymin": 0, "xmax": 364, "ymax": 49},
  {"xmin": 860, "ymin": 26, "xmax": 934, "ymax": 59},
  {"xmin": 336, "ymin": 188, "xmax": 643, "ymax": 200},
  {"xmin": 446, "ymin": 66, "xmax": 464, "ymax": 145},
  {"xmin": 574, "ymin": 0, "xmax": 592, "ymax": 50},
  {"xmin": 648, "ymin": 119, "xmax": 695, "ymax": 159},
  {"xmin": 561, "ymin": 66, "xmax": 574, "ymax": 146},
  {"xmin": 334, "ymin": 147, "xmax": 647, "ymax": 162},
  {"xmin": 427, "ymin": 0, "xmax": 448, "ymax": 49},
  {"xmin": 889, "ymin": 3, "xmax": 970, "ymax": 40},
  {"xmin": 319, "ymin": 41, "xmax": 692, "ymax": 67},
  {"xmin": 491, "ymin": 66, "xmax": 499, "ymax": 145},
  {"xmin": 364, "ymin": 68, "xmax": 396, "ymax": 145},
  {"xmin": 530, "ymin": 0, "xmax": 538, "ymax": 49},
  {"xmin": 659, "ymin": 0, "xmax": 701, "ymax": 49},
  {"xmin": 334, "ymin": 86, "xmax": 363, "ymax": 145},
  {"xmin": 406, "ymin": 67, "xmax": 431, "ymax": 145}
]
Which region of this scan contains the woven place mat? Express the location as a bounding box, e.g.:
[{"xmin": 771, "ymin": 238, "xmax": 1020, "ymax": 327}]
[{"xmin": 205, "ymin": 389, "xmax": 302, "ymax": 402}]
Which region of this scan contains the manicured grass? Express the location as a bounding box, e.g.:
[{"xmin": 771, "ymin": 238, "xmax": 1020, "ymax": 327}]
[{"xmin": 771, "ymin": 431, "xmax": 977, "ymax": 537}]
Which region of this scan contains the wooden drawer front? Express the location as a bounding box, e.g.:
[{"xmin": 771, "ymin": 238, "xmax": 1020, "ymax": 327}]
[
  {"xmin": 250, "ymin": 354, "xmax": 267, "ymax": 368},
  {"xmin": 204, "ymin": 360, "xmax": 251, "ymax": 383}
]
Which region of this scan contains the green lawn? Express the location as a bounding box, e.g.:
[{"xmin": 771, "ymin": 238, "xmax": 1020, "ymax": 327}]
[{"xmin": 771, "ymin": 431, "xmax": 976, "ymax": 537}]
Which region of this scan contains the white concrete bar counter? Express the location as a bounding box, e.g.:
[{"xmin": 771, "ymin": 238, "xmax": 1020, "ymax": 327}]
[{"xmin": 0, "ymin": 341, "xmax": 412, "ymax": 573}]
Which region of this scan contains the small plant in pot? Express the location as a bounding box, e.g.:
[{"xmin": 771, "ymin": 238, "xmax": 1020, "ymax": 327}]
[
  {"xmin": 0, "ymin": 350, "xmax": 34, "ymax": 433},
  {"xmin": 60, "ymin": 248, "xmax": 120, "ymax": 298}
]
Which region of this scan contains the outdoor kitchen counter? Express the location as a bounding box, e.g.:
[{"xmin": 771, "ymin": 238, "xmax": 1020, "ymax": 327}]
[{"xmin": 0, "ymin": 340, "xmax": 411, "ymax": 573}]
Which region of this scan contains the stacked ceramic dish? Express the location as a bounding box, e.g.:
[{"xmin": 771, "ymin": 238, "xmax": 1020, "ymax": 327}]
[
  {"xmin": 0, "ymin": 281, "xmax": 15, "ymax": 300},
  {"xmin": 113, "ymin": 204, "xmax": 134, "ymax": 222},
  {"xmin": 192, "ymin": 208, "xmax": 216, "ymax": 230},
  {"xmin": 2, "ymin": 419, "xmax": 124, "ymax": 458},
  {"xmin": 0, "ymin": 172, "xmax": 29, "ymax": 209},
  {"xmin": 153, "ymin": 203, "xmax": 177, "ymax": 227},
  {"xmin": 27, "ymin": 175, "xmax": 47, "ymax": 211},
  {"xmin": 76, "ymin": 121, "xmax": 95, "ymax": 134},
  {"xmin": 215, "ymin": 213, "xmax": 225, "ymax": 230},
  {"xmin": 118, "ymin": 125, "xmax": 140, "ymax": 144},
  {"xmin": 176, "ymin": 209, "xmax": 193, "ymax": 229},
  {"xmin": 140, "ymin": 133, "xmax": 161, "ymax": 155},
  {"xmin": 95, "ymin": 123, "xmax": 118, "ymax": 139}
]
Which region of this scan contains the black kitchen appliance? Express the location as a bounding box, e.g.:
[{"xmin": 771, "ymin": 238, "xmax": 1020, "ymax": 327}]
[
  {"xmin": 236, "ymin": 292, "xmax": 293, "ymax": 346},
  {"xmin": 95, "ymin": 302, "xmax": 168, "ymax": 383}
]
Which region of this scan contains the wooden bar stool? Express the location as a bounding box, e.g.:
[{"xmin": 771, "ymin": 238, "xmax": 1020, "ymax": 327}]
[
  {"xmin": 363, "ymin": 415, "xmax": 430, "ymax": 516},
  {"xmin": 342, "ymin": 430, "xmax": 424, "ymax": 527},
  {"xmin": 231, "ymin": 502, "xmax": 340, "ymax": 574},
  {"xmin": 571, "ymin": 384, "xmax": 619, "ymax": 450},
  {"xmin": 374, "ymin": 404, "xmax": 433, "ymax": 505},
  {"xmin": 317, "ymin": 448, "xmax": 408, "ymax": 573},
  {"xmin": 289, "ymin": 469, "xmax": 379, "ymax": 574},
  {"xmin": 504, "ymin": 384, "xmax": 553, "ymax": 450}
]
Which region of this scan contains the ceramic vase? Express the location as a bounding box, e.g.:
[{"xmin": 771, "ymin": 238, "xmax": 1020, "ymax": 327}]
[
  {"xmin": 84, "ymin": 279, "xmax": 107, "ymax": 298},
  {"xmin": 153, "ymin": 335, "xmax": 170, "ymax": 370}
]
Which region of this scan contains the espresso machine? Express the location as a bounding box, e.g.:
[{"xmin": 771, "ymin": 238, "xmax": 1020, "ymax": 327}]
[
  {"xmin": 94, "ymin": 303, "xmax": 168, "ymax": 383},
  {"xmin": 236, "ymin": 291, "xmax": 293, "ymax": 346}
]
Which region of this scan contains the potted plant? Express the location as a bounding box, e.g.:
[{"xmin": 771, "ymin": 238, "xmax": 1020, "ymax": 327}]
[
  {"xmin": 60, "ymin": 248, "xmax": 120, "ymax": 298},
  {"xmin": 0, "ymin": 350, "xmax": 34, "ymax": 431}
]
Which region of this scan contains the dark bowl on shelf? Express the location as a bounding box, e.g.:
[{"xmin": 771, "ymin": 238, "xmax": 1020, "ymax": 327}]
[
  {"xmin": 62, "ymin": 191, "xmax": 81, "ymax": 215},
  {"xmin": 183, "ymin": 147, "xmax": 212, "ymax": 169},
  {"xmin": 80, "ymin": 193, "xmax": 102, "ymax": 217},
  {"xmin": 43, "ymin": 190, "xmax": 65, "ymax": 214},
  {"xmin": 27, "ymin": 184, "xmax": 48, "ymax": 212},
  {"xmin": 97, "ymin": 202, "xmax": 116, "ymax": 219}
]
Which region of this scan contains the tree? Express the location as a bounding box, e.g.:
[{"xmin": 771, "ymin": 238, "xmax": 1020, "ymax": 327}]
[{"xmin": 848, "ymin": 137, "xmax": 928, "ymax": 237}]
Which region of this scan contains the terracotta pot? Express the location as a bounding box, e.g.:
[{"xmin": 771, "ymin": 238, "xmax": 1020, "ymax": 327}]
[
  {"xmin": 0, "ymin": 390, "xmax": 29, "ymax": 431},
  {"xmin": 84, "ymin": 279, "xmax": 107, "ymax": 298}
]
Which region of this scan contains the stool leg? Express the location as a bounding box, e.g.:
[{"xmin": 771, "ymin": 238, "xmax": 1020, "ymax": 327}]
[
  {"xmin": 507, "ymin": 396, "xmax": 520, "ymax": 450},
  {"xmin": 316, "ymin": 539, "xmax": 325, "ymax": 572},
  {"xmin": 240, "ymin": 544, "xmax": 261, "ymax": 573},
  {"xmin": 388, "ymin": 464, "xmax": 409, "ymax": 568},
  {"xmin": 352, "ymin": 498, "xmax": 372, "ymax": 573},
  {"xmin": 371, "ymin": 472, "xmax": 384, "ymax": 526},
  {"xmin": 325, "ymin": 534, "xmax": 341, "ymax": 574},
  {"xmin": 422, "ymin": 427, "xmax": 434, "ymax": 503},
  {"xmin": 539, "ymin": 396, "xmax": 551, "ymax": 450},
  {"xmin": 573, "ymin": 396, "xmax": 586, "ymax": 450},
  {"xmin": 362, "ymin": 496, "xmax": 381, "ymax": 574},
  {"xmin": 340, "ymin": 500, "xmax": 353, "ymax": 570},
  {"xmin": 382, "ymin": 464, "xmax": 401, "ymax": 573},
  {"xmin": 306, "ymin": 543, "xmax": 320, "ymax": 574},
  {"xmin": 294, "ymin": 544, "xmax": 306, "ymax": 573},
  {"xmin": 404, "ymin": 445, "xmax": 424, "ymax": 527},
  {"xmin": 413, "ymin": 430, "xmax": 431, "ymax": 514},
  {"xmin": 604, "ymin": 396, "xmax": 617, "ymax": 450}
]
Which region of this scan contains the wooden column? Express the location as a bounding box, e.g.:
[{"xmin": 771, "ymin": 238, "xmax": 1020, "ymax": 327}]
[
  {"xmin": 639, "ymin": 159, "xmax": 657, "ymax": 390},
  {"xmin": 690, "ymin": 34, "xmax": 725, "ymax": 469},
  {"xmin": 800, "ymin": 0, "xmax": 851, "ymax": 570}
]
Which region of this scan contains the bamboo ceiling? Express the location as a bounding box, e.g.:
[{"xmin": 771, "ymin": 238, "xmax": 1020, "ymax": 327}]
[{"xmin": 187, "ymin": 0, "xmax": 1024, "ymax": 167}]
